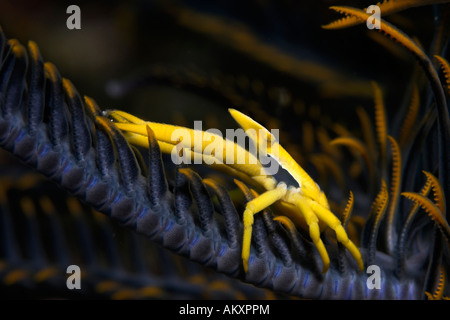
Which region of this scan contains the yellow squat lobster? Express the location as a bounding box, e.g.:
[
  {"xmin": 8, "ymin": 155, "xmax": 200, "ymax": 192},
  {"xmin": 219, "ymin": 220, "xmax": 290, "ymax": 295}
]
[{"xmin": 104, "ymin": 108, "xmax": 364, "ymax": 273}]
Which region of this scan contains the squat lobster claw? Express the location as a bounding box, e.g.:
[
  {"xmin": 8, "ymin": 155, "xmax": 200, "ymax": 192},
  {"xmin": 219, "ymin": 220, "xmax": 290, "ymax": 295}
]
[
  {"xmin": 104, "ymin": 108, "xmax": 364, "ymax": 274},
  {"xmin": 228, "ymin": 109, "xmax": 363, "ymax": 273}
]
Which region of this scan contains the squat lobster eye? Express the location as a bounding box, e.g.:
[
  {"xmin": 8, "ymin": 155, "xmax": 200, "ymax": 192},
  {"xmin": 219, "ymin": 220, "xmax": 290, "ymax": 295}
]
[{"xmin": 106, "ymin": 108, "xmax": 364, "ymax": 274}]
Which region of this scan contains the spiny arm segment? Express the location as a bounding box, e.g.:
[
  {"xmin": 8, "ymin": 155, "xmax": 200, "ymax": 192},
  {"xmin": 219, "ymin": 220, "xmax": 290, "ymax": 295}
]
[
  {"xmin": 322, "ymin": 0, "xmax": 450, "ymax": 30},
  {"xmin": 401, "ymin": 171, "xmax": 449, "ymax": 247}
]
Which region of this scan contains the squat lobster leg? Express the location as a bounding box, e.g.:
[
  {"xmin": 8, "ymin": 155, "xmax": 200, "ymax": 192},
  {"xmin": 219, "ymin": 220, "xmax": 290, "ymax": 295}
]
[
  {"xmin": 306, "ymin": 198, "xmax": 364, "ymax": 272},
  {"xmin": 241, "ymin": 182, "xmax": 287, "ymax": 272},
  {"xmin": 285, "ymin": 188, "xmax": 330, "ymax": 273},
  {"xmin": 285, "ymin": 189, "xmax": 363, "ymax": 272}
]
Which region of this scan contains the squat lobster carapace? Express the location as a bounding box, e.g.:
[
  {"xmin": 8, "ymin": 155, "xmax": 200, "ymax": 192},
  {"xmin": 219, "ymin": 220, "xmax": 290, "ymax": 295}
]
[{"xmin": 105, "ymin": 108, "xmax": 364, "ymax": 273}]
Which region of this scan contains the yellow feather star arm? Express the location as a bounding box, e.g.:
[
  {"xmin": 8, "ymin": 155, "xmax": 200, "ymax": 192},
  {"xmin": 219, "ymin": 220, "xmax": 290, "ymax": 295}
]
[
  {"xmin": 342, "ymin": 191, "xmax": 354, "ymax": 230},
  {"xmin": 424, "ymin": 291, "xmax": 435, "ymax": 299},
  {"xmin": 322, "ymin": 0, "xmax": 450, "ymax": 30},
  {"xmin": 425, "ymin": 265, "xmax": 446, "ymax": 300},
  {"xmin": 165, "ymin": 3, "xmax": 373, "ymax": 98},
  {"xmin": 367, "ymin": 30, "xmax": 412, "ymax": 61},
  {"xmin": 434, "ymin": 266, "xmax": 446, "ymax": 300},
  {"xmin": 325, "ymin": 6, "xmax": 433, "ymax": 61},
  {"xmin": 422, "ymin": 171, "xmax": 446, "ymax": 214},
  {"xmin": 372, "ymin": 82, "xmax": 387, "ymax": 164},
  {"xmin": 309, "ymin": 154, "xmax": 346, "ymax": 191},
  {"xmin": 435, "ymin": 55, "xmax": 450, "ymax": 96},
  {"xmin": 401, "ymin": 192, "xmax": 450, "ymax": 242},
  {"xmin": 368, "ymin": 180, "xmax": 389, "ymax": 263},
  {"xmin": 398, "ymin": 84, "xmax": 420, "ymax": 147},
  {"xmin": 329, "ymin": 136, "xmax": 375, "ymax": 183},
  {"xmin": 356, "ymin": 107, "xmax": 378, "ymax": 163},
  {"xmin": 398, "ymin": 171, "xmax": 433, "ymax": 251},
  {"xmin": 385, "ymin": 136, "xmax": 402, "ymax": 253},
  {"xmin": 316, "ymin": 126, "xmax": 342, "ymax": 160},
  {"xmin": 273, "ymin": 215, "xmax": 298, "ymax": 233}
]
